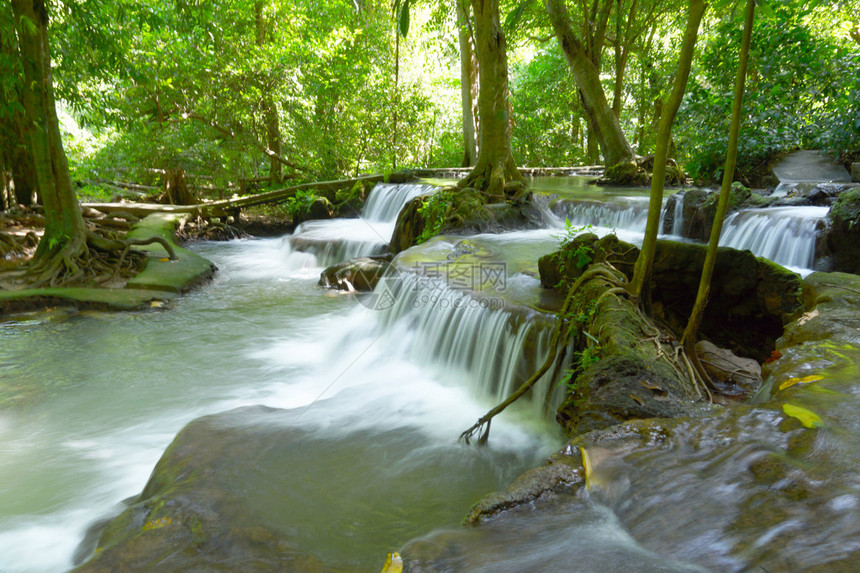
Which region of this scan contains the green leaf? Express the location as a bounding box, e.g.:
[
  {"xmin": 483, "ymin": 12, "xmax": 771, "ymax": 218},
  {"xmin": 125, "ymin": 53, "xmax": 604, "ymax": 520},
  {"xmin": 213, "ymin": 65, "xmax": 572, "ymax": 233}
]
[{"xmin": 397, "ymin": 0, "xmax": 410, "ymax": 37}]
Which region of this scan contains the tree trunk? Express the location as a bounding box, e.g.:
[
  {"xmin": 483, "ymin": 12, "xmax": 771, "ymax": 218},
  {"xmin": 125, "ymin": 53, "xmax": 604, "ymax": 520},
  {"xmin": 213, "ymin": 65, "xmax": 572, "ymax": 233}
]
[
  {"xmin": 628, "ymin": 0, "xmax": 706, "ymax": 306},
  {"xmin": 11, "ymin": 0, "xmax": 87, "ymax": 264},
  {"xmin": 681, "ymin": 0, "xmax": 755, "ymax": 367},
  {"xmin": 0, "ymin": 9, "xmax": 36, "ymax": 207},
  {"xmin": 459, "ymin": 0, "xmax": 522, "ymax": 201},
  {"xmin": 545, "ymin": 0, "xmax": 633, "ymax": 168},
  {"xmin": 255, "ymin": 1, "xmax": 282, "ymax": 185},
  {"xmin": 457, "ymin": 0, "xmax": 479, "ymax": 168},
  {"xmin": 164, "ymin": 168, "xmax": 198, "ymax": 205}
]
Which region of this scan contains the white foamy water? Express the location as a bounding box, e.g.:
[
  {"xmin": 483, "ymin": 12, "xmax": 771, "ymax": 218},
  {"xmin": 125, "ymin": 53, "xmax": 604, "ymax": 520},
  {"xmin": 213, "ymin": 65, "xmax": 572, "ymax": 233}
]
[{"xmin": 720, "ymin": 206, "xmax": 828, "ymax": 270}]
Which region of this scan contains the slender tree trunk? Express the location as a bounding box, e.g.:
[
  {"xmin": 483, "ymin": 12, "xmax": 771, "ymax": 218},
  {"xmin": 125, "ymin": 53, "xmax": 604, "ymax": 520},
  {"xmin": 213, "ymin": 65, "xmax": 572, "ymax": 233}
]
[
  {"xmin": 545, "ymin": 0, "xmax": 633, "ymax": 168},
  {"xmin": 628, "ymin": 0, "xmax": 706, "ymax": 306},
  {"xmin": 457, "ymin": 0, "xmax": 479, "ymax": 167},
  {"xmin": 459, "ymin": 0, "xmax": 522, "ymax": 200},
  {"xmin": 255, "ymin": 1, "xmax": 282, "ymax": 185},
  {"xmin": 393, "ymin": 29, "xmax": 400, "ymax": 171},
  {"xmin": 681, "ymin": 0, "xmax": 756, "ymax": 361},
  {"xmin": 11, "ymin": 0, "xmax": 87, "ymax": 264}
]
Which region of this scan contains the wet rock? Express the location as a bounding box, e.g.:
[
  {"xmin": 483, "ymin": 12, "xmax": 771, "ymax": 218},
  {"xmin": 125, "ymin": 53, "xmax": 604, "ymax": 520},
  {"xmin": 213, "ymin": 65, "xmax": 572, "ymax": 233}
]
[
  {"xmin": 465, "ymin": 454, "xmax": 584, "ymax": 525},
  {"xmin": 319, "ymin": 256, "xmax": 392, "ymax": 292},
  {"xmin": 389, "ymin": 195, "xmax": 429, "ymax": 254},
  {"xmin": 823, "ymin": 187, "xmax": 860, "ymax": 274},
  {"xmin": 72, "ymin": 406, "xmax": 331, "ymax": 573},
  {"xmin": 776, "ymin": 271, "xmax": 860, "ymax": 348},
  {"xmin": 695, "ymin": 340, "xmax": 762, "ymax": 394}
]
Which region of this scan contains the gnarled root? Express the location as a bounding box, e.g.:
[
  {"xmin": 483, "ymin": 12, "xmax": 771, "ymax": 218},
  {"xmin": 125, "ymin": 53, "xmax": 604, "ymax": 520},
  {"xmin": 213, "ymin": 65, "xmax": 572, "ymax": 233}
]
[
  {"xmin": 25, "ymin": 231, "xmax": 176, "ymax": 288},
  {"xmin": 459, "ymin": 264, "xmax": 624, "ymax": 445}
]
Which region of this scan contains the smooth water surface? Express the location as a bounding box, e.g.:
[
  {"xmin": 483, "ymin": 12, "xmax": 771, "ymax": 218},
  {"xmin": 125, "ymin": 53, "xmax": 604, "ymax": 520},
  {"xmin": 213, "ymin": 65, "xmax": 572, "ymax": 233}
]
[{"xmin": 0, "ymin": 238, "xmax": 560, "ymax": 572}]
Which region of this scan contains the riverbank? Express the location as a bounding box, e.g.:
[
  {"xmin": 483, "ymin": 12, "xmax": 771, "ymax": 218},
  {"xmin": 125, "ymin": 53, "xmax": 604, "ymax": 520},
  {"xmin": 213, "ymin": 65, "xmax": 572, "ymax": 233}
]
[{"xmin": 0, "ymin": 213, "xmax": 215, "ymax": 316}]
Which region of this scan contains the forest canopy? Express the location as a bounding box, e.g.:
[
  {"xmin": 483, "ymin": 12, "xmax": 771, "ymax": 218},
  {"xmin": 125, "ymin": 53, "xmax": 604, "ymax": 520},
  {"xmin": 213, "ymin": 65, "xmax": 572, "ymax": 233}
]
[{"xmin": 2, "ymin": 0, "xmax": 858, "ymax": 193}]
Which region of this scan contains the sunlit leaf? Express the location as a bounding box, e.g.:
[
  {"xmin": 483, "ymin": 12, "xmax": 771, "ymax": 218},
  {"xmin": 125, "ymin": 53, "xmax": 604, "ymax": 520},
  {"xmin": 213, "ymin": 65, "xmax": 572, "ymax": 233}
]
[
  {"xmin": 778, "ymin": 374, "xmax": 823, "ymax": 391},
  {"xmin": 782, "ymin": 403, "xmax": 823, "ymax": 429},
  {"xmin": 381, "ymin": 552, "xmax": 403, "ymax": 573}
]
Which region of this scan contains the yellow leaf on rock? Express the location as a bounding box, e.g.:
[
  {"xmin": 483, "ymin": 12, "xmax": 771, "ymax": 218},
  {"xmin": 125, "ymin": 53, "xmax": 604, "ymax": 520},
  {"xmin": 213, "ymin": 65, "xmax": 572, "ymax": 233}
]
[
  {"xmin": 779, "ymin": 375, "xmax": 824, "ymax": 391},
  {"xmin": 782, "ymin": 403, "xmax": 823, "ymax": 429},
  {"xmin": 142, "ymin": 516, "xmax": 172, "ymax": 531},
  {"xmin": 381, "ymin": 552, "xmax": 403, "ymax": 573}
]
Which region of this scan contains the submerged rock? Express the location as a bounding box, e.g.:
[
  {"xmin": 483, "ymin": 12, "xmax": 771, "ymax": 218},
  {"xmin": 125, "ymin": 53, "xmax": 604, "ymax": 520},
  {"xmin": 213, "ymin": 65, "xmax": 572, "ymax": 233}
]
[
  {"xmin": 72, "ymin": 406, "xmax": 331, "ymax": 573},
  {"xmin": 319, "ymin": 256, "xmax": 392, "ymax": 292}
]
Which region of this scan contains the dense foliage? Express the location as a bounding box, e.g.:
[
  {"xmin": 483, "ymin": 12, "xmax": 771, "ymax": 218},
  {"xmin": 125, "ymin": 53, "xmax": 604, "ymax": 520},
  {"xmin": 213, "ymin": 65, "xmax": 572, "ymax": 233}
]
[
  {"xmin": 3, "ymin": 0, "xmax": 858, "ymax": 194},
  {"xmin": 676, "ymin": 1, "xmax": 860, "ymax": 181}
]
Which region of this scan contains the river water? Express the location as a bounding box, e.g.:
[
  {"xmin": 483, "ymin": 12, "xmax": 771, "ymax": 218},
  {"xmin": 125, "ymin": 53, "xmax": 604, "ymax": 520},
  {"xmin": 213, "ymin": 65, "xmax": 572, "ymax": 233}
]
[{"xmin": 0, "ymin": 180, "xmax": 851, "ymax": 571}]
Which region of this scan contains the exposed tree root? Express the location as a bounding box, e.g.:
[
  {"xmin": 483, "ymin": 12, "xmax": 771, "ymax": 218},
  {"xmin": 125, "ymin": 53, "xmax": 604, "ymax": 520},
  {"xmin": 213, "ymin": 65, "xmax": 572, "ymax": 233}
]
[
  {"xmin": 460, "ymin": 264, "xmax": 624, "ymax": 444},
  {"xmin": 24, "ymin": 230, "xmax": 176, "ymax": 288},
  {"xmin": 457, "ymin": 159, "xmax": 524, "ymax": 203},
  {"xmin": 460, "ymin": 257, "xmax": 716, "ymax": 444}
]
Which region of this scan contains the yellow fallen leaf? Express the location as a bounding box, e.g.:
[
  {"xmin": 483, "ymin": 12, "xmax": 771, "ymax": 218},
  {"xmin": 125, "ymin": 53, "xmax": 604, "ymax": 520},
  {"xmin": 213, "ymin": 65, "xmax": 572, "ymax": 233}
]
[
  {"xmin": 779, "ymin": 375, "xmax": 824, "ymax": 391},
  {"xmin": 782, "ymin": 403, "xmax": 823, "ymax": 429},
  {"xmin": 142, "ymin": 516, "xmax": 172, "ymax": 531},
  {"xmin": 159, "ymin": 257, "xmax": 170, "ymax": 262},
  {"xmin": 150, "ymin": 300, "xmax": 164, "ymax": 308},
  {"xmin": 581, "ymin": 446, "xmax": 594, "ymax": 489},
  {"xmin": 381, "ymin": 552, "xmax": 403, "ymax": 573}
]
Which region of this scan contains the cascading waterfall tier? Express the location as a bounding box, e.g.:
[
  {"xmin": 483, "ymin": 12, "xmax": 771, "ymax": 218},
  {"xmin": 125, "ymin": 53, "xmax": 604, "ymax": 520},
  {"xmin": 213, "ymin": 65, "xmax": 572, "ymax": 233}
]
[
  {"xmin": 289, "ymin": 182, "xmax": 437, "ymax": 267},
  {"xmin": 374, "ymin": 271, "xmax": 563, "ymax": 418},
  {"xmin": 362, "ymin": 182, "xmax": 438, "ymax": 223},
  {"xmin": 719, "ymin": 206, "xmax": 828, "ymax": 270},
  {"xmin": 552, "ymin": 199, "xmax": 649, "ymax": 233}
]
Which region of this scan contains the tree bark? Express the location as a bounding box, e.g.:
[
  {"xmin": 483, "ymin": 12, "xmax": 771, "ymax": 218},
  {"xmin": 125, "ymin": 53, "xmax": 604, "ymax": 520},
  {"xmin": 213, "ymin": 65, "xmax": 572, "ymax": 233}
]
[
  {"xmin": 459, "ymin": 0, "xmax": 522, "ymax": 200},
  {"xmin": 545, "ymin": 0, "xmax": 634, "ymax": 168},
  {"xmin": 628, "ymin": 0, "xmax": 706, "ymax": 306},
  {"xmin": 255, "ymin": 1, "xmax": 282, "ymax": 185},
  {"xmin": 457, "ymin": 0, "xmax": 479, "ymax": 167},
  {"xmin": 0, "ymin": 9, "xmax": 36, "ymax": 206},
  {"xmin": 11, "ymin": 0, "xmax": 87, "ymax": 263},
  {"xmin": 682, "ymin": 0, "xmax": 756, "ymax": 365}
]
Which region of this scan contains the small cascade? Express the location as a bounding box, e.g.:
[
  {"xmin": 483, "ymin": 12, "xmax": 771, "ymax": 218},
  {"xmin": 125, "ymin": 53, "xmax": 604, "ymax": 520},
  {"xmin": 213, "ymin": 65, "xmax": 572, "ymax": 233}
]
[
  {"xmin": 289, "ymin": 219, "xmax": 391, "ymax": 267},
  {"xmin": 672, "ymin": 193, "xmax": 685, "ymax": 236},
  {"xmin": 719, "ymin": 206, "xmax": 828, "ymax": 270},
  {"xmin": 375, "ymin": 272, "xmax": 563, "ymax": 418},
  {"xmin": 289, "ymin": 182, "xmax": 437, "ymax": 267},
  {"xmin": 362, "ymin": 182, "xmax": 437, "ymax": 223},
  {"xmin": 552, "ymin": 199, "xmax": 648, "ymax": 233}
]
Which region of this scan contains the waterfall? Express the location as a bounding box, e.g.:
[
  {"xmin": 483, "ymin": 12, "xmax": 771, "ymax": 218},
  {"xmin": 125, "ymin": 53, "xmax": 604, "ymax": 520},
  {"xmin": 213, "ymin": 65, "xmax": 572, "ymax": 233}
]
[
  {"xmin": 552, "ymin": 200, "xmax": 648, "ymax": 233},
  {"xmin": 289, "ymin": 182, "xmax": 437, "ymax": 267},
  {"xmin": 362, "ymin": 182, "xmax": 437, "ymax": 223},
  {"xmin": 374, "ymin": 272, "xmax": 563, "ymax": 418},
  {"xmin": 719, "ymin": 206, "xmax": 828, "ymax": 270},
  {"xmin": 672, "ymin": 193, "xmax": 685, "ymax": 236}
]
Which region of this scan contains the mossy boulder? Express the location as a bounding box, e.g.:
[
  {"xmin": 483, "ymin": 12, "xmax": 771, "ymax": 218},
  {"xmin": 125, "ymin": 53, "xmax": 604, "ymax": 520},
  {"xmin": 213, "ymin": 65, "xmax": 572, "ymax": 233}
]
[
  {"xmin": 823, "ymin": 188, "xmax": 860, "ymax": 274},
  {"xmin": 602, "ymin": 160, "xmax": 648, "ymax": 186},
  {"xmin": 390, "ymin": 187, "xmax": 534, "ymax": 254},
  {"xmin": 539, "ymin": 236, "xmax": 803, "ymax": 363}
]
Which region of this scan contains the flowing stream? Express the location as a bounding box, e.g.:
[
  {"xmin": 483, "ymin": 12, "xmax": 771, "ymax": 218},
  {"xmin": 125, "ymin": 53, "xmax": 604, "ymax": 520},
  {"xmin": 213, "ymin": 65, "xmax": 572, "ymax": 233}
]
[{"xmin": 0, "ymin": 180, "xmax": 852, "ymax": 571}]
